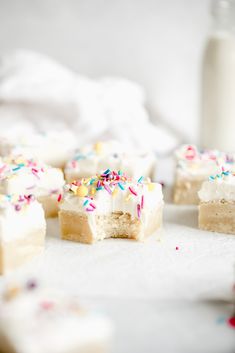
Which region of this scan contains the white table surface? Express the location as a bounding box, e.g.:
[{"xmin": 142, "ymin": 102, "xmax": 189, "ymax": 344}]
[{"xmin": 0, "ymin": 197, "xmax": 235, "ymax": 352}]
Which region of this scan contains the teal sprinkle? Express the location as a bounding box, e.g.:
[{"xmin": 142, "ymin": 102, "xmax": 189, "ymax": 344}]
[
  {"xmin": 118, "ymin": 182, "xmax": 125, "ymax": 190},
  {"xmin": 209, "ymin": 176, "xmax": 215, "ymax": 181},
  {"xmin": 222, "ymin": 171, "xmax": 230, "ymax": 176},
  {"xmin": 89, "ymin": 178, "xmax": 96, "ymax": 185},
  {"xmin": 83, "ymin": 199, "xmax": 89, "ymax": 206},
  {"xmin": 138, "ymin": 176, "xmax": 144, "ymax": 183},
  {"xmin": 96, "ymin": 186, "xmax": 103, "ymax": 191},
  {"xmin": 18, "ymin": 163, "xmax": 25, "ymax": 167},
  {"xmin": 12, "ymin": 166, "xmax": 21, "ymax": 172},
  {"xmin": 5, "ymin": 194, "xmax": 11, "ymax": 200},
  {"xmin": 104, "ymin": 168, "xmax": 110, "ymax": 175},
  {"xmin": 118, "ymin": 170, "xmax": 122, "ymax": 176},
  {"xmin": 74, "ymin": 155, "xmax": 85, "ymax": 161}
]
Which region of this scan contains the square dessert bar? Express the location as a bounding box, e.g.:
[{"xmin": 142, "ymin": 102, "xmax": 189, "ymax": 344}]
[
  {"xmin": 0, "ymin": 130, "xmax": 76, "ymax": 169},
  {"xmin": 59, "ymin": 170, "xmax": 163, "ymax": 243},
  {"xmin": 198, "ymin": 171, "xmax": 235, "ymax": 234},
  {"xmin": 173, "ymin": 144, "xmax": 234, "ymax": 204},
  {"xmin": 0, "ymin": 195, "xmax": 46, "ymax": 274},
  {"xmin": 0, "ymin": 155, "xmax": 65, "ymax": 217},
  {"xmin": 64, "ymin": 140, "xmax": 156, "ymax": 182},
  {"xmin": 0, "ymin": 280, "xmax": 113, "ymax": 353}
]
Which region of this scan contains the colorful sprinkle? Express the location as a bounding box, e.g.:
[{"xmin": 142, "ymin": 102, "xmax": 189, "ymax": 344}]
[
  {"xmin": 129, "ymin": 187, "xmax": 137, "ymax": 196},
  {"xmin": 227, "ymin": 316, "xmax": 235, "ymax": 328}
]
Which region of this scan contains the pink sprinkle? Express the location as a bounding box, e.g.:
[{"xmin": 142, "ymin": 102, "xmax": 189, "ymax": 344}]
[
  {"xmin": 86, "ymin": 208, "xmax": 94, "ymax": 212},
  {"xmin": 185, "ymin": 146, "xmax": 196, "ymax": 160},
  {"xmin": 40, "ymin": 301, "xmax": 54, "ymax": 311},
  {"xmin": 71, "ymin": 160, "xmax": 77, "ymax": 168},
  {"xmin": 141, "ymin": 195, "xmax": 144, "ymax": 209},
  {"xmin": 137, "ymin": 204, "xmax": 141, "ymax": 219},
  {"xmin": 97, "ymin": 180, "xmax": 101, "ymax": 188},
  {"xmin": 57, "ymin": 194, "xmax": 62, "ymax": 202},
  {"xmin": 129, "ymin": 187, "xmax": 138, "ymax": 196},
  {"xmin": 104, "ymin": 184, "xmax": 112, "ymax": 194},
  {"xmin": 32, "ymin": 169, "xmax": 40, "ymax": 179},
  {"xmin": 90, "ymin": 202, "xmax": 96, "ymax": 209},
  {"xmin": 0, "ymin": 164, "xmax": 6, "ymax": 174}
]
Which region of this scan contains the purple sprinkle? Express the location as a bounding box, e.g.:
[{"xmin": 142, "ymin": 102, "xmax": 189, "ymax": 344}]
[
  {"xmin": 15, "ymin": 204, "xmax": 21, "ymax": 211},
  {"xmin": 86, "ymin": 208, "xmax": 94, "ymax": 212},
  {"xmin": 26, "ymin": 279, "xmax": 38, "ymax": 290}
]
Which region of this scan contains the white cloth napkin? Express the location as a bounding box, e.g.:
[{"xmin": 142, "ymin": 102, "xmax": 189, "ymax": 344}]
[{"xmin": 0, "ymin": 50, "xmax": 178, "ymax": 154}]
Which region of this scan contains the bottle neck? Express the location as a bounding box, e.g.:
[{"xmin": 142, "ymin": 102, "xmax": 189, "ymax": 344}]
[{"xmin": 211, "ymin": 0, "xmax": 235, "ymax": 34}]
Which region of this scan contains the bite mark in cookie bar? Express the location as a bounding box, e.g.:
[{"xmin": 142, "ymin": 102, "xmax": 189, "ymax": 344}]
[
  {"xmin": 59, "ymin": 170, "xmax": 163, "ymax": 243},
  {"xmin": 173, "ymin": 144, "xmax": 235, "ymax": 205},
  {"xmin": 198, "ymin": 171, "xmax": 235, "ymax": 234},
  {"xmin": 0, "ymin": 280, "xmax": 113, "ymax": 353},
  {"xmin": 0, "ymin": 194, "xmax": 46, "ymax": 274},
  {"xmin": 64, "ymin": 140, "xmax": 156, "ymax": 182}
]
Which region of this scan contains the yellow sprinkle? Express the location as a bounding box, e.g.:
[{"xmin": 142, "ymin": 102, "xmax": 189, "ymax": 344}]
[
  {"xmin": 76, "ymin": 185, "xmax": 88, "ymax": 197},
  {"xmin": 91, "ymin": 187, "xmax": 96, "ymax": 195},
  {"xmin": 125, "ymin": 194, "xmax": 131, "ymax": 202},
  {"xmin": 8, "ymin": 174, "xmax": 17, "ymax": 180},
  {"xmin": 4, "ymin": 286, "xmax": 21, "ymax": 301},
  {"xmin": 148, "ymin": 183, "xmax": 155, "ymax": 191},
  {"xmin": 94, "ymin": 142, "xmax": 103, "ymax": 155},
  {"xmin": 0, "ymin": 194, "xmax": 5, "ymax": 201},
  {"xmin": 112, "ymin": 188, "xmax": 118, "ymax": 197},
  {"xmin": 15, "ymin": 157, "xmax": 25, "ymax": 164}
]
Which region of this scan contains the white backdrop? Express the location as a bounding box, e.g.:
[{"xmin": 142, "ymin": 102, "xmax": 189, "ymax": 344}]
[{"xmin": 0, "ymin": 0, "xmax": 211, "ymax": 142}]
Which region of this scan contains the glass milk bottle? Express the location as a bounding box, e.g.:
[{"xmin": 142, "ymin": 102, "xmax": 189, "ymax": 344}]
[{"xmin": 201, "ymin": 0, "xmax": 235, "ymax": 152}]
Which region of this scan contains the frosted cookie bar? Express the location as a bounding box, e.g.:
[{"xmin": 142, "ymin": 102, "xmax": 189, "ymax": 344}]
[
  {"xmin": 64, "ymin": 140, "xmax": 156, "ymax": 182},
  {"xmin": 173, "ymin": 144, "xmax": 234, "ymax": 204},
  {"xmin": 0, "ymin": 195, "xmax": 46, "ymax": 274},
  {"xmin": 59, "ymin": 170, "xmax": 163, "ymax": 243},
  {"xmin": 198, "ymin": 171, "xmax": 235, "ymax": 234},
  {"xmin": 0, "ymin": 155, "xmax": 65, "ymax": 217},
  {"xmin": 0, "ymin": 279, "xmax": 113, "ymax": 353},
  {"xmin": 0, "ymin": 130, "xmax": 76, "ymax": 169}
]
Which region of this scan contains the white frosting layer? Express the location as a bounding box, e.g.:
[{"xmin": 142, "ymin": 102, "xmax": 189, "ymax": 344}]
[
  {"xmin": 0, "ymin": 198, "xmax": 46, "ymax": 243},
  {"xmin": 61, "ymin": 182, "xmax": 163, "ymax": 218},
  {"xmin": 0, "ymin": 157, "xmax": 64, "ymax": 197},
  {"xmin": 65, "ymin": 140, "xmax": 156, "ymax": 181},
  {"xmin": 0, "ymin": 130, "xmax": 76, "ymax": 168},
  {"xmin": 175, "ymin": 144, "xmax": 235, "ymax": 179},
  {"xmin": 0, "ymin": 283, "xmax": 112, "ymax": 353},
  {"xmin": 198, "ymin": 173, "xmax": 235, "ymax": 202}
]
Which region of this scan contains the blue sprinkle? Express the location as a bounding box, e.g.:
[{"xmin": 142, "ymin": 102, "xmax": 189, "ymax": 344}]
[
  {"xmin": 12, "ymin": 166, "xmax": 21, "ymax": 172},
  {"xmin": 118, "ymin": 182, "xmax": 125, "ymax": 190},
  {"xmin": 75, "ymin": 155, "xmax": 85, "ymax": 161},
  {"xmin": 89, "ymin": 178, "xmax": 95, "ymax": 185},
  {"xmin": 83, "ymin": 199, "xmax": 89, "ymax": 206}
]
